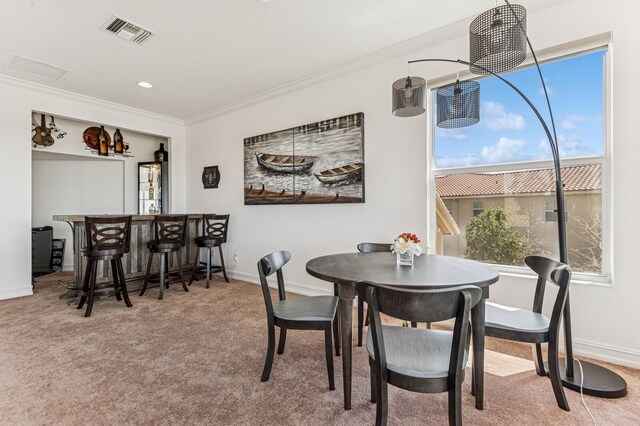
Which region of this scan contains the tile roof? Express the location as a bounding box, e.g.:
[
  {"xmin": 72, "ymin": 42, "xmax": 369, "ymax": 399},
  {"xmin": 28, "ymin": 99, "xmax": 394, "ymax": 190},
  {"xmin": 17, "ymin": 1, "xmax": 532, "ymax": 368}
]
[{"xmin": 435, "ymin": 164, "xmax": 601, "ymax": 198}]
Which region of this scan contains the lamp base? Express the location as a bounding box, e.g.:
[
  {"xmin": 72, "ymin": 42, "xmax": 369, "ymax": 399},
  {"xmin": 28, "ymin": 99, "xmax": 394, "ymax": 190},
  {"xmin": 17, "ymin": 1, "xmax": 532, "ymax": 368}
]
[{"xmin": 546, "ymin": 358, "xmax": 627, "ymax": 398}]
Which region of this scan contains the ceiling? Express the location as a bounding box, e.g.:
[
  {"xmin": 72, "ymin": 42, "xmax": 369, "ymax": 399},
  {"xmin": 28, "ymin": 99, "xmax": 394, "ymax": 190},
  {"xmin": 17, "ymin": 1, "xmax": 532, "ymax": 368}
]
[{"xmin": 2, "ymin": 0, "xmax": 549, "ymax": 120}]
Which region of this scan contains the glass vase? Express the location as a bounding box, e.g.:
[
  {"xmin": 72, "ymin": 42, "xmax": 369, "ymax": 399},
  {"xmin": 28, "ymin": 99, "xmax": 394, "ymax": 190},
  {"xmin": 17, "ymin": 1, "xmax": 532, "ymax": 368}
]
[{"xmin": 396, "ymin": 251, "xmax": 414, "ymax": 266}]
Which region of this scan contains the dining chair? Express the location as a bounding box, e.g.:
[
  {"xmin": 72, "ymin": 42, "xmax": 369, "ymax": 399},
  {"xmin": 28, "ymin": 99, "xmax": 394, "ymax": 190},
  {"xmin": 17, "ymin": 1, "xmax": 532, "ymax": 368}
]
[
  {"xmin": 188, "ymin": 214, "xmax": 230, "ymax": 288},
  {"xmin": 358, "ymin": 281, "xmax": 481, "ymax": 426},
  {"xmin": 77, "ymin": 215, "xmax": 133, "ymax": 317},
  {"xmin": 356, "ymin": 242, "xmax": 391, "ymax": 347},
  {"xmin": 484, "ymin": 255, "xmax": 572, "ymax": 411},
  {"xmin": 257, "ymin": 251, "xmax": 339, "ymax": 390}
]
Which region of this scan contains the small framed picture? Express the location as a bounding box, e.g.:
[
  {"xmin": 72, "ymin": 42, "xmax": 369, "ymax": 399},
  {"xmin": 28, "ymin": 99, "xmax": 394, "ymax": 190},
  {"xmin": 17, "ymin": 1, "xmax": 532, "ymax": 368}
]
[{"xmin": 202, "ymin": 166, "xmax": 220, "ymax": 189}]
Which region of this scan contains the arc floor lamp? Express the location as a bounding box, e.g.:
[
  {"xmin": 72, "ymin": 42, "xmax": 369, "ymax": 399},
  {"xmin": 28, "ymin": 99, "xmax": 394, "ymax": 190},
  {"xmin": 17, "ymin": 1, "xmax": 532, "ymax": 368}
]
[{"xmin": 392, "ymin": 0, "xmax": 626, "ymax": 398}]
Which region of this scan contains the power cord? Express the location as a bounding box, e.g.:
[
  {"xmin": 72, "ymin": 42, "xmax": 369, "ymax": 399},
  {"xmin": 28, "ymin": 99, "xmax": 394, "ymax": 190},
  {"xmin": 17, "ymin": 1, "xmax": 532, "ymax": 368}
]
[{"xmin": 575, "ymin": 359, "xmax": 597, "ymax": 425}]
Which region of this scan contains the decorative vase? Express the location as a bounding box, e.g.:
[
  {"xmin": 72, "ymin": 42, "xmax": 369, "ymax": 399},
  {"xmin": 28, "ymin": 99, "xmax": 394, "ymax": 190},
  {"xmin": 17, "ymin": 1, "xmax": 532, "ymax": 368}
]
[{"xmin": 397, "ymin": 251, "xmax": 414, "ymax": 266}]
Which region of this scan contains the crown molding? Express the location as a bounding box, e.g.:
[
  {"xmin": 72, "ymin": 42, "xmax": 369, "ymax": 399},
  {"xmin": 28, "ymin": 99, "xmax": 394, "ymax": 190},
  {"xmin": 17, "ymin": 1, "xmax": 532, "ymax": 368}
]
[
  {"xmin": 0, "ymin": 74, "xmax": 185, "ymax": 127},
  {"xmin": 184, "ymin": 0, "xmax": 571, "ymax": 125}
]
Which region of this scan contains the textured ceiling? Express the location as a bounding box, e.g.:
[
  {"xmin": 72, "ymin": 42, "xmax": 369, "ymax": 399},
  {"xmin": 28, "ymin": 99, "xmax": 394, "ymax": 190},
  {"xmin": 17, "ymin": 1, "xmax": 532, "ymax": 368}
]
[{"xmin": 2, "ymin": 0, "xmax": 548, "ymax": 120}]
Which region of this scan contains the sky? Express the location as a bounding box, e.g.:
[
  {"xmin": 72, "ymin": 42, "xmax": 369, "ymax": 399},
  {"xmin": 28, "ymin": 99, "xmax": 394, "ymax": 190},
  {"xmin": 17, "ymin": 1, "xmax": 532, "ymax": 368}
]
[{"xmin": 434, "ymin": 50, "xmax": 605, "ymax": 169}]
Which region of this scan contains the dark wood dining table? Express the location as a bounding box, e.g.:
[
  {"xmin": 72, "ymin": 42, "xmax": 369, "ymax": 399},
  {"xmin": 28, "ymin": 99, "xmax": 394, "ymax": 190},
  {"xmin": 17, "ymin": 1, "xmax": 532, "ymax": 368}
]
[{"xmin": 306, "ymin": 252, "xmax": 499, "ymax": 410}]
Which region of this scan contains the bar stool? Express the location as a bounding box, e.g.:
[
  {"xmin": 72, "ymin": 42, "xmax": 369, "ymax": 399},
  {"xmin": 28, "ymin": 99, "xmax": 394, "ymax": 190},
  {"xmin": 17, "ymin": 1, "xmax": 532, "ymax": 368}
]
[
  {"xmin": 77, "ymin": 215, "xmax": 133, "ymax": 317},
  {"xmin": 188, "ymin": 214, "xmax": 230, "ymax": 288},
  {"xmin": 139, "ymin": 214, "xmax": 189, "ymax": 300}
]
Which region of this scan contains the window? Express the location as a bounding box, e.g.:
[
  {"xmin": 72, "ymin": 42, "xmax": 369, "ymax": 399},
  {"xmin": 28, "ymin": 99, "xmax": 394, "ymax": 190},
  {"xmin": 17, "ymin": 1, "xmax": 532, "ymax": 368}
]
[
  {"xmin": 433, "ymin": 48, "xmax": 608, "ymax": 276},
  {"xmin": 472, "ymin": 202, "xmax": 484, "ymax": 216}
]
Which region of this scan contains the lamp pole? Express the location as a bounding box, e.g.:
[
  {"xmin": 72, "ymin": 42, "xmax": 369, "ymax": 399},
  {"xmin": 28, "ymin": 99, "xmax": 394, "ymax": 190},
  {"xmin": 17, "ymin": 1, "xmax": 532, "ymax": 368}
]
[{"xmin": 404, "ymin": 53, "xmax": 626, "ymax": 397}]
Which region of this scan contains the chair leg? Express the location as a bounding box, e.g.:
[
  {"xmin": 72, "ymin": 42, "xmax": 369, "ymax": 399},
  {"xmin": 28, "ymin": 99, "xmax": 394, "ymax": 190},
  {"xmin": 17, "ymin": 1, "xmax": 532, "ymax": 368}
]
[
  {"xmin": 374, "ymin": 364, "xmax": 388, "ymax": 426},
  {"xmin": 333, "ymin": 283, "xmax": 341, "ymax": 356},
  {"xmin": 471, "ymin": 359, "xmax": 475, "ymax": 396},
  {"xmin": 324, "ymin": 324, "xmax": 335, "ymax": 390},
  {"xmin": 370, "ymin": 364, "xmax": 377, "ymax": 403},
  {"xmin": 159, "ymin": 253, "xmax": 165, "ymax": 300},
  {"xmin": 84, "ymin": 260, "xmax": 98, "ymax": 317},
  {"xmin": 548, "ymin": 340, "xmax": 570, "ymax": 411},
  {"xmin": 139, "ymin": 252, "xmax": 153, "ymax": 297},
  {"xmin": 533, "ymin": 343, "xmax": 547, "ymax": 376},
  {"xmin": 277, "ymin": 328, "xmax": 287, "ymax": 354},
  {"xmin": 117, "ymin": 259, "xmax": 133, "ymax": 308},
  {"xmin": 357, "ymin": 295, "xmax": 364, "ymax": 347},
  {"xmin": 261, "ymin": 321, "xmax": 276, "ymax": 382},
  {"xmin": 164, "ymin": 253, "xmax": 170, "ymax": 289},
  {"xmin": 206, "ymin": 247, "xmax": 212, "ymax": 288},
  {"xmin": 177, "ymin": 250, "xmax": 188, "ymax": 292},
  {"xmin": 332, "ymin": 316, "xmax": 340, "ymax": 356},
  {"xmin": 410, "ymin": 321, "xmax": 418, "ymax": 328},
  {"xmin": 448, "ymin": 380, "xmax": 463, "ymax": 426},
  {"xmin": 218, "ymin": 245, "xmax": 229, "ymax": 283},
  {"xmin": 77, "ymin": 259, "xmax": 92, "ymax": 309},
  {"xmin": 110, "ymin": 259, "xmax": 122, "ymax": 301},
  {"xmin": 188, "ymin": 247, "xmax": 200, "ymax": 286}
]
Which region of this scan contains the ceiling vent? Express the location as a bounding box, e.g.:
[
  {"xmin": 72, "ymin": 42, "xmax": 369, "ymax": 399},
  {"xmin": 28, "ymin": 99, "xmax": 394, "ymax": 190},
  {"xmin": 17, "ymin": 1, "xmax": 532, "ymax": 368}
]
[
  {"xmin": 101, "ymin": 15, "xmax": 155, "ymax": 45},
  {"xmin": 6, "ymin": 54, "xmax": 71, "ymax": 80}
]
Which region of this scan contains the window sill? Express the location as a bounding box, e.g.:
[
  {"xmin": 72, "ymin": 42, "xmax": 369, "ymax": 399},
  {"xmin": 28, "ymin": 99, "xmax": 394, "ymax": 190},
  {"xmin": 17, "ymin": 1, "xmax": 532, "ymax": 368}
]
[{"xmin": 496, "ymin": 265, "xmax": 612, "ymax": 288}]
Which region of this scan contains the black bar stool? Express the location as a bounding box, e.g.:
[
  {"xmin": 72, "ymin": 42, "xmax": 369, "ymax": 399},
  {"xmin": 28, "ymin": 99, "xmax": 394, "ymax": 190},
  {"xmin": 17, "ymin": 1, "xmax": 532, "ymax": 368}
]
[
  {"xmin": 77, "ymin": 215, "xmax": 133, "ymax": 317},
  {"xmin": 188, "ymin": 214, "xmax": 230, "ymax": 287},
  {"xmin": 139, "ymin": 215, "xmax": 189, "ymax": 300}
]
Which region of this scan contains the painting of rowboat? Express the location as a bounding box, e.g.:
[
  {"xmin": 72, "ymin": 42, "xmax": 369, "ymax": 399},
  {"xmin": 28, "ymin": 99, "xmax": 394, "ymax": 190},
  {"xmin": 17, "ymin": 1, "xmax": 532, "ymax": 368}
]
[{"xmin": 244, "ymin": 113, "xmax": 364, "ymax": 205}]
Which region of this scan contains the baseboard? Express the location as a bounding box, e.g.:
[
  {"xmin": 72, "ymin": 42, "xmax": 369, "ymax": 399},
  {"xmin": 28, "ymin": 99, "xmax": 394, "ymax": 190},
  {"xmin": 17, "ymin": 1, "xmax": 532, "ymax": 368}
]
[
  {"xmin": 229, "ymin": 270, "xmax": 333, "ymax": 297},
  {"xmin": 0, "ymin": 286, "xmax": 33, "ymax": 300},
  {"xmin": 562, "ymin": 338, "xmax": 640, "ymax": 370}
]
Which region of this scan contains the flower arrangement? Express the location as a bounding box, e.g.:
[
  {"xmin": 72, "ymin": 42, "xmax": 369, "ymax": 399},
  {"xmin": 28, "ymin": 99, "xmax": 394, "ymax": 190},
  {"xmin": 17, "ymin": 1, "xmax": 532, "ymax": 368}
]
[{"xmin": 391, "ymin": 233, "xmax": 424, "ymax": 266}]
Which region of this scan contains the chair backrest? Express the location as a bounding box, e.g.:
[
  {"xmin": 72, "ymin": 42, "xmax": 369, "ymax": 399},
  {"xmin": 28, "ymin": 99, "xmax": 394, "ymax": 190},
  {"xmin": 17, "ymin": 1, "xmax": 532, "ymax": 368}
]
[
  {"xmin": 358, "ymin": 282, "xmax": 482, "ymax": 378},
  {"xmin": 257, "ymin": 251, "xmax": 291, "ymax": 317},
  {"xmin": 357, "ymin": 242, "xmax": 391, "ymax": 253},
  {"xmin": 525, "ymin": 255, "xmax": 572, "ymax": 335},
  {"xmin": 84, "ymin": 215, "xmax": 132, "ymax": 256},
  {"xmin": 153, "ymin": 215, "xmax": 188, "ymax": 246},
  {"xmin": 201, "ymin": 214, "xmax": 229, "ymax": 242}
]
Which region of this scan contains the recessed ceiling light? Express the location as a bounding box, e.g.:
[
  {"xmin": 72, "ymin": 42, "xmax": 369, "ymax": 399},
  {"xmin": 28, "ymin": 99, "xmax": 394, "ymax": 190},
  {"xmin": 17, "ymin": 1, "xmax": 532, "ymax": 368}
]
[{"xmin": 137, "ymin": 81, "xmax": 153, "ymax": 88}]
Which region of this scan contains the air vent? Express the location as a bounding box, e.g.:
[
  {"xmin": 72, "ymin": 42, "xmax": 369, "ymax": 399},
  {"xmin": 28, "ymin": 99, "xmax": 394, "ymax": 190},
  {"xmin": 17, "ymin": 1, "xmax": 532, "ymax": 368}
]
[{"xmin": 101, "ymin": 15, "xmax": 155, "ymax": 45}]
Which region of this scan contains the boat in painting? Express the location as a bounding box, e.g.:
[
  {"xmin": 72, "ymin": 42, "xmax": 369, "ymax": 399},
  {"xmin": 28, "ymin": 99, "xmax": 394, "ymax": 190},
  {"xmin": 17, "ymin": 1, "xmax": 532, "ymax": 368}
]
[
  {"xmin": 314, "ymin": 162, "xmax": 363, "ymax": 185},
  {"xmin": 255, "ymin": 152, "xmax": 318, "ymax": 173}
]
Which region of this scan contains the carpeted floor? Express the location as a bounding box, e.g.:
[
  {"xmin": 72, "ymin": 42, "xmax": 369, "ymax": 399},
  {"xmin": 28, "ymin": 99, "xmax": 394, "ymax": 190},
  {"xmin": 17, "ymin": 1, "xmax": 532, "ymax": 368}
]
[{"xmin": 0, "ymin": 273, "xmax": 638, "ymax": 425}]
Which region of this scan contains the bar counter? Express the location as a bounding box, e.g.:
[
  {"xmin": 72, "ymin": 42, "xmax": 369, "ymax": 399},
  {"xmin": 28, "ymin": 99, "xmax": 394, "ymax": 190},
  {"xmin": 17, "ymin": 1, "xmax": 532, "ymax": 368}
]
[{"xmin": 53, "ymin": 214, "xmax": 204, "ymax": 291}]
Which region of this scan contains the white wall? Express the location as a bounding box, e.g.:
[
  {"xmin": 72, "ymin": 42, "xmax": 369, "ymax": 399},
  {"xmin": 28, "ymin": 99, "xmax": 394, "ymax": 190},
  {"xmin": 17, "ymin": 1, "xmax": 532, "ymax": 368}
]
[
  {"xmin": 32, "ymin": 157, "xmax": 124, "ymax": 270},
  {"xmin": 185, "ymin": 0, "xmax": 640, "ymax": 368},
  {"xmin": 0, "ymin": 77, "xmax": 186, "ymax": 301}
]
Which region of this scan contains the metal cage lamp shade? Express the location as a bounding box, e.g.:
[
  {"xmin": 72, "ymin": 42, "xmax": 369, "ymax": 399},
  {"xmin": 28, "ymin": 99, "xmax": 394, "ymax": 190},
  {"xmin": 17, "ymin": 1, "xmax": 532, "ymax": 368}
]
[
  {"xmin": 436, "ymin": 79, "xmax": 480, "ymax": 128},
  {"xmin": 469, "ymin": 3, "xmax": 527, "ymax": 75},
  {"xmin": 392, "ymin": 76, "xmax": 426, "ymax": 117}
]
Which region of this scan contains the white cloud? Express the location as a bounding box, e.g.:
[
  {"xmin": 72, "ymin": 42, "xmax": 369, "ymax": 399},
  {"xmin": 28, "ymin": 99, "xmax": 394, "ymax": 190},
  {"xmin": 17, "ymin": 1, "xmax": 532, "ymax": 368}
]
[
  {"xmin": 481, "ymin": 137, "xmax": 526, "ymax": 162},
  {"xmin": 539, "ymin": 86, "xmax": 555, "ymax": 97},
  {"xmin": 560, "ymin": 114, "xmax": 587, "ymax": 131},
  {"xmin": 538, "ymin": 134, "xmax": 591, "ymax": 158},
  {"xmin": 436, "ymin": 128, "xmax": 468, "ymax": 141},
  {"xmin": 482, "ymin": 101, "xmax": 526, "ymax": 131},
  {"xmin": 435, "ymin": 154, "xmax": 479, "ymax": 168}
]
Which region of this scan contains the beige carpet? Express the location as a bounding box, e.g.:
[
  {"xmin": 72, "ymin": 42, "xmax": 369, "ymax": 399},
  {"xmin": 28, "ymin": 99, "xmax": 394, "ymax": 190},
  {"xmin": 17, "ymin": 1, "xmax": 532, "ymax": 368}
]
[{"xmin": 0, "ymin": 273, "xmax": 638, "ymax": 425}]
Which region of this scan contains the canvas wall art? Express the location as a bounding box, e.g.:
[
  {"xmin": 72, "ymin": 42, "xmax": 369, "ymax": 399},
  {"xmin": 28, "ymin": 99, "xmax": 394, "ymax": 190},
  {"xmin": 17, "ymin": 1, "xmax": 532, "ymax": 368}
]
[{"xmin": 244, "ymin": 112, "xmax": 364, "ymax": 205}]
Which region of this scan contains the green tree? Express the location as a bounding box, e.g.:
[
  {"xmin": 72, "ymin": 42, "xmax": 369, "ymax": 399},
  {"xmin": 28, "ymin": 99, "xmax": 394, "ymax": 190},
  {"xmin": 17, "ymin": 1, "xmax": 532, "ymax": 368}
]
[{"xmin": 465, "ymin": 207, "xmax": 535, "ymax": 266}]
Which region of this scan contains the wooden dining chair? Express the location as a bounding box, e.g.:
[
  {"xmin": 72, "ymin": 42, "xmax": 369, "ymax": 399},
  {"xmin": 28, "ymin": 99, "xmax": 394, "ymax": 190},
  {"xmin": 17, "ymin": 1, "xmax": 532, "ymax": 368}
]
[
  {"xmin": 356, "ymin": 242, "xmax": 391, "ymax": 347},
  {"xmin": 257, "ymin": 251, "xmax": 339, "ymax": 390},
  {"xmin": 484, "ymin": 255, "xmax": 572, "ymax": 411},
  {"xmin": 358, "ymin": 281, "xmax": 482, "ymax": 426}
]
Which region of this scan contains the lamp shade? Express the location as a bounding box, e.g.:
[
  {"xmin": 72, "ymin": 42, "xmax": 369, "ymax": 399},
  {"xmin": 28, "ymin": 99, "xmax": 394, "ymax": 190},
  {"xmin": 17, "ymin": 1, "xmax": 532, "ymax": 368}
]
[
  {"xmin": 436, "ymin": 80, "xmax": 480, "ymax": 128},
  {"xmin": 392, "ymin": 76, "xmax": 426, "ymax": 117},
  {"xmin": 469, "ymin": 4, "xmax": 527, "ymax": 75}
]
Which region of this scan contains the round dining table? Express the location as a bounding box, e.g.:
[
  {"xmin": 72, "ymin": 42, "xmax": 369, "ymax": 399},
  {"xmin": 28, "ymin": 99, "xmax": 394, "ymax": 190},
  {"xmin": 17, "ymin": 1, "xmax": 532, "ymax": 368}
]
[{"xmin": 306, "ymin": 252, "xmax": 499, "ymax": 410}]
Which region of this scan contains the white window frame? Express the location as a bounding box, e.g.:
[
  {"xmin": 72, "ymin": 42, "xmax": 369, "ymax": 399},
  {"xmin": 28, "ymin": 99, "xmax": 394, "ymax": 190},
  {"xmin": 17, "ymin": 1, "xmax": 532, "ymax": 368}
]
[{"xmin": 426, "ymin": 34, "xmax": 613, "ymax": 287}]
